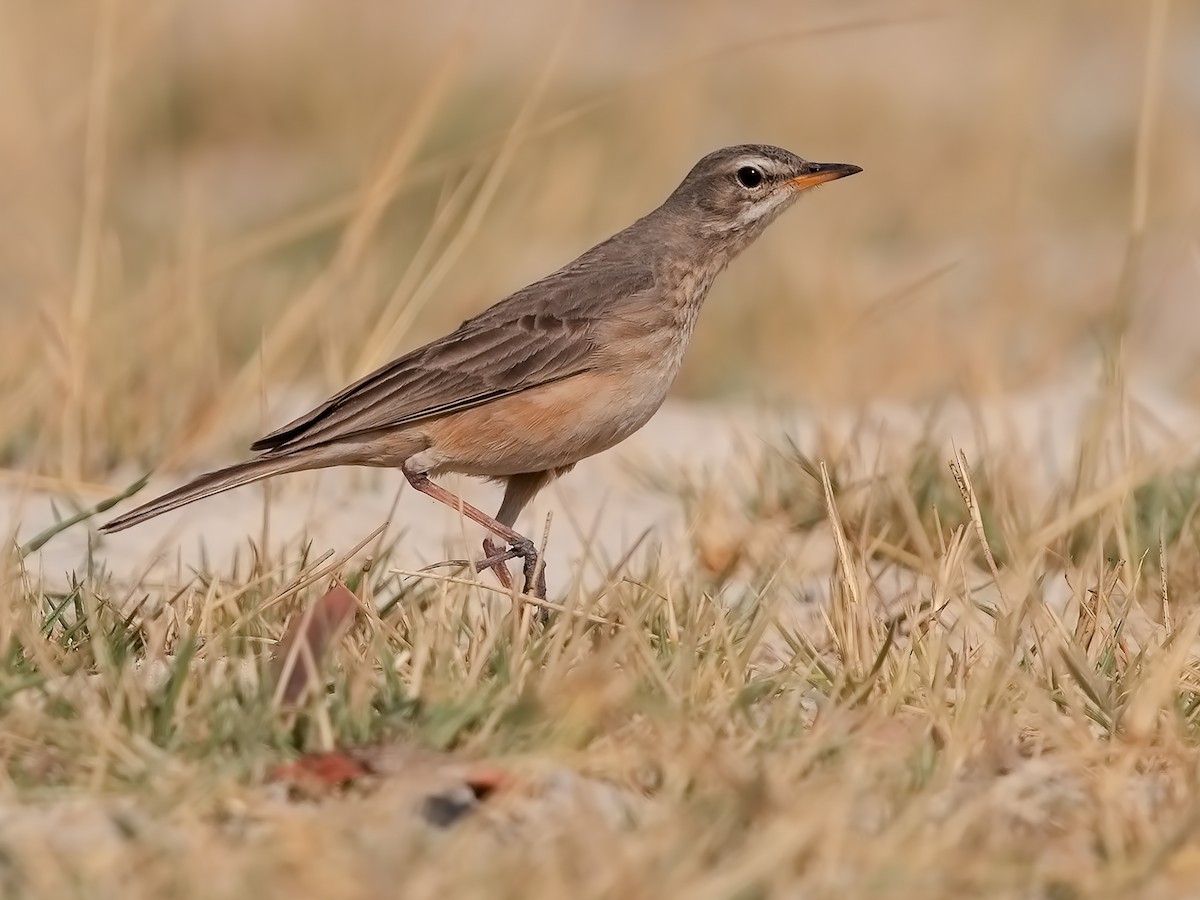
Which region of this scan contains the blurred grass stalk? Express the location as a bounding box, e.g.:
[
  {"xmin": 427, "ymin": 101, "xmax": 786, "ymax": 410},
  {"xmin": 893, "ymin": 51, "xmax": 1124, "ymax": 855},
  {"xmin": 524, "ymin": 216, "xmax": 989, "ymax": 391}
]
[{"xmin": 0, "ymin": 2, "xmax": 1190, "ymax": 480}]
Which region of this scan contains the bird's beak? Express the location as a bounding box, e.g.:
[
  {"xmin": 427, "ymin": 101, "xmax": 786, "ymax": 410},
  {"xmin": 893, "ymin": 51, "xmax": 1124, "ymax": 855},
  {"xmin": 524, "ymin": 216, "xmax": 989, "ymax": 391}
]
[{"xmin": 787, "ymin": 162, "xmax": 863, "ymax": 191}]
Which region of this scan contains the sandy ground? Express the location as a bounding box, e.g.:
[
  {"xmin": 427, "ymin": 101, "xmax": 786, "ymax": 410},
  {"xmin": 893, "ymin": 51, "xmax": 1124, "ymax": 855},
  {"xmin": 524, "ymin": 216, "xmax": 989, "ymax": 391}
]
[
  {"xmin": 10, "ymin": 371, "xmax": 1199, "ymax": 599},
  {"xmin": 2, "ymin": 373, "xmax": 1198, "ymax": 873}
]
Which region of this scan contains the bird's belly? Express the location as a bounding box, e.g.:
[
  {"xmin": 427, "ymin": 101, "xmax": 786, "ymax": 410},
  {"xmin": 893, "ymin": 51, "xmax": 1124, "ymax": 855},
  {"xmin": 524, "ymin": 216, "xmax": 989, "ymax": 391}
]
[{"xmin": 417, "ymin": 370, "xmax": 670, "ymax": 478}]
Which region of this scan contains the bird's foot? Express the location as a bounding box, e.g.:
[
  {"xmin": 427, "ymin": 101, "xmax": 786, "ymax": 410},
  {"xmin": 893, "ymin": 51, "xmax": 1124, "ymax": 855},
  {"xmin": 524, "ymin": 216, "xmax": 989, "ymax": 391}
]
[
  {"xmin": 501, "ymin": 536, "xmax": 546, "ymax": 601},
  {"xmin": 507, "ymin": 537, "xmax": 549, "ymax": 625},
  {"xmin": 422, "ymin": 537, "xmax": 546, "ymax": 603},
  {"xmin": 422, "ymin": 546, "xmax": 520, "ymax": 578}
]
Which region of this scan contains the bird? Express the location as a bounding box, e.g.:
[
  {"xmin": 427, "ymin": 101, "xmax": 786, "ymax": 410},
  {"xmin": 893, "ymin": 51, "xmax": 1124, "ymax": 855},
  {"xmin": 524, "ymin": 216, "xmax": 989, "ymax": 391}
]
[{"xmin": 101, "ymin": 144, "xmax": 861, "ymax": 597}]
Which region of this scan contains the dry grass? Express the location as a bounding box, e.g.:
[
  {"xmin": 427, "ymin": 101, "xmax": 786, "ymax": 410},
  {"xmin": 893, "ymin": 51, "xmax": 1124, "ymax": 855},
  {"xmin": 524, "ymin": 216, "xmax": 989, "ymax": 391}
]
[
  {"xmin": 4, "ymin": 391, "xmax": 1200, "ymax": 898},
  {"xmin": 2, "ymin": 1, "xmax": 1200, "ymax": 897}
]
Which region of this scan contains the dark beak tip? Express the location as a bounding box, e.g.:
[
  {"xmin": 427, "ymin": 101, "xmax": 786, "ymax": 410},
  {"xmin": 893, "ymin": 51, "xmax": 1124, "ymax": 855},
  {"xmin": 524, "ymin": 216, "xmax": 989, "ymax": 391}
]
[{"xmin": 805, "ymin": 161, "xmax": 862, "ymax": 182}]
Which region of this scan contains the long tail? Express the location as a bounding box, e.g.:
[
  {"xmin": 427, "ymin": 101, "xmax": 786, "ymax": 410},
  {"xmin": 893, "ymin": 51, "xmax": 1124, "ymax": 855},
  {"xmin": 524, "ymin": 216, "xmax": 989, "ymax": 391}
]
[{"xmin": 101, "ymin": 454, "xmax": 317, "ymax": 534}]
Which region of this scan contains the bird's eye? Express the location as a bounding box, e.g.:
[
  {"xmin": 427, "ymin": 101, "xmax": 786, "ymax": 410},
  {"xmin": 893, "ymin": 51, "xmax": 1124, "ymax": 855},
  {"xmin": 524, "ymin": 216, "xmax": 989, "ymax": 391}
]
[{"xmin": 735, "ymin": 166, "xmax": 764, "ymax": 189}]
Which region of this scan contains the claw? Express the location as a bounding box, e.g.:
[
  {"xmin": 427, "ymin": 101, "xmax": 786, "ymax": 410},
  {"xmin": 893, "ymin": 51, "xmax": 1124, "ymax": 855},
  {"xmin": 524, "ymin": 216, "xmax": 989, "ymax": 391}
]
[
  {"xmin": 422, "ymin": 546, "xmax": 520, "ymax": 575},
  {"xmin": 482, "ymin": 538, "xmax": 514, "ymax": 590},
  {"xmin": 420, "ymin": 537, "xmax": 546, "ymax": 607}
]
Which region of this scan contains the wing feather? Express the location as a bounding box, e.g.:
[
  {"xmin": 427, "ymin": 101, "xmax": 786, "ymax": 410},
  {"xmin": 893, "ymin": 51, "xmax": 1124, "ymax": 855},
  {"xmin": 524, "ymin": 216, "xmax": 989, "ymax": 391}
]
[{"xmin": 251, "ymin": 252, "xmax": 655, "ymax": 456}]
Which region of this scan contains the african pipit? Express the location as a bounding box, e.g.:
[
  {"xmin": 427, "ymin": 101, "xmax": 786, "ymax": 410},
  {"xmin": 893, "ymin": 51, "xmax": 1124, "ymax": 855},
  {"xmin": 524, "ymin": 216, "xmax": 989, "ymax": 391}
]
[{"xmin": 102, "ymin": 144, "xmax": 861, "ymax": 596}]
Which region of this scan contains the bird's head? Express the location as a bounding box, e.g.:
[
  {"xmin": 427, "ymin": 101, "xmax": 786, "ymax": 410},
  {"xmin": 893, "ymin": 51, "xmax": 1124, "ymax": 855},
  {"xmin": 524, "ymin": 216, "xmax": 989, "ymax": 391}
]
[{"xmin": 664, "ymin": 144, "xmax": 860, "ymax": 251}]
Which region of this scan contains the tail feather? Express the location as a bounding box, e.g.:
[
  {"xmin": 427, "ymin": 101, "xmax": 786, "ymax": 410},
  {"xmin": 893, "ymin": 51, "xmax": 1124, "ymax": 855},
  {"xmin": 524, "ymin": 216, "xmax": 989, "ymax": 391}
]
[{"xmin": 100, "ymin": 454, "xmax": 312, "ymax": 534}]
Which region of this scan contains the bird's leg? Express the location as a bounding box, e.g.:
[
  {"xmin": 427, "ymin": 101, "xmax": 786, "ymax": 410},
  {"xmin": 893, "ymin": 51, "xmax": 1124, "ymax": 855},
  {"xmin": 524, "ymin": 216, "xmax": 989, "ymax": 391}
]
[
  {"xmin": 494, "ymin": 472, "xmax": 553, "ymax": 612},
  {"xmin": 403, "ymin": 468, "xmax": 544, "ymax": 597}
]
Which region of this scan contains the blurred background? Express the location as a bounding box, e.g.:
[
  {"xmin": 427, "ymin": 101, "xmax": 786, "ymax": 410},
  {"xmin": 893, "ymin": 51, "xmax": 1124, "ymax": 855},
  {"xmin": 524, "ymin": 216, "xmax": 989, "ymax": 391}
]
[{"xmin": 0, "ymin": 0, "xmax": 1196, "ymax": 483}]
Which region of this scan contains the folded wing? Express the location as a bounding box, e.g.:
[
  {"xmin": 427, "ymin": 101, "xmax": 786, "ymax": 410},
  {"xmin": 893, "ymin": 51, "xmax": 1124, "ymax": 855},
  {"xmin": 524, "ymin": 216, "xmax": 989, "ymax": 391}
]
[{"xmin": 251, "ymin": 256, "xmax": 655, "ymax": 456}]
